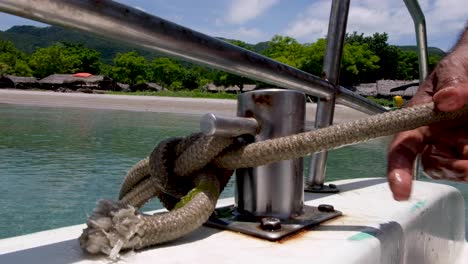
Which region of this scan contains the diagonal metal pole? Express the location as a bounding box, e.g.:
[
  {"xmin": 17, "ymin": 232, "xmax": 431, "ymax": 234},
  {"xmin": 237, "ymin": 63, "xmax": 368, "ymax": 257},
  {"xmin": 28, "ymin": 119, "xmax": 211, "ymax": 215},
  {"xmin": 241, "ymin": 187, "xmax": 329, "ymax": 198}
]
[
  {"xmin": 0, "ymin": 0, "xmax": 385, "ymax": 115},
  {"xmin": 305, "ymin": 0, "xmax": 350, "ymax": 193}
]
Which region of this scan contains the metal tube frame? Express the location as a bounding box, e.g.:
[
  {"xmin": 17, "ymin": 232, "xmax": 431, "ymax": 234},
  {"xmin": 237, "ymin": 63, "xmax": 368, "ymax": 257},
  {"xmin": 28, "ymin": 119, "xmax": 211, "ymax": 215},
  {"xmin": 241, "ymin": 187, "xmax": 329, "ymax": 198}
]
[
  {"xmin": 305, "ymin": 0, "xmax": 350, "ymax": 192},
  {"xmin": 404, "ymin": 0, "xmax": 429, "ymax": 179},
  {"xmin": 0, "ymin": 0, "xmax": 428, "ymax": 189},
  {"xmin": 0, "ymin": 0, "xmax": 385, "ymax": 115},
  {"xmin": 403, "ymin": 0, "xmax": 429, "ymax": 83}
]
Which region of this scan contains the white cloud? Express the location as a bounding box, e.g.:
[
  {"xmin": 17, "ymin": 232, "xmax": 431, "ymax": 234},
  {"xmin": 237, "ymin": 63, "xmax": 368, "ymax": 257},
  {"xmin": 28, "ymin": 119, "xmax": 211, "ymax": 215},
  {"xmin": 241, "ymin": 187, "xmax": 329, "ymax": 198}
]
[
  {"xmin": 286, "ymin": 18, "xmax": 328, "ymax": 40},
  {"xmin": 135, "ymin": 6, "xmax": 146, "ymax": 12},
  {"xmin": 423, "ymin": 0, "xmax": 468, "ymax": 49},
  {"xmin": 284, "ymin": 1, "xmax": 330, "ymax": 40},
  {"xmin": 284, "ymin": 0, "xmax": 468, "ymax": 50},
  {"xmin": 347, "ymin": 1, "xmax": 413, "ymax": 41},
  {"xmin": 233, "ymin": 27, "xmax": 265, "ymax": 40},
  {"xmin": 198, "ymin": 26, "xmax": 268, "ymax": 43},
  {"xmin": 285, "ymin": 0, "xmax": 412, "ymax": 42},
  {"xmin": 225, "ymin": 0, "xmax": 279, "ymax": 24}
]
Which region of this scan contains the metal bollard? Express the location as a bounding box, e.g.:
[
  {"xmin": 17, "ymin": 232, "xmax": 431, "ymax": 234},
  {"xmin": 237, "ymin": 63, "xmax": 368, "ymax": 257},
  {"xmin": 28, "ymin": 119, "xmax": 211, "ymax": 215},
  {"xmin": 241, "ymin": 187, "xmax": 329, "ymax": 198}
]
[{"xmin": 235, "ymin": 89, "xmax": 306, "ymax": 219}]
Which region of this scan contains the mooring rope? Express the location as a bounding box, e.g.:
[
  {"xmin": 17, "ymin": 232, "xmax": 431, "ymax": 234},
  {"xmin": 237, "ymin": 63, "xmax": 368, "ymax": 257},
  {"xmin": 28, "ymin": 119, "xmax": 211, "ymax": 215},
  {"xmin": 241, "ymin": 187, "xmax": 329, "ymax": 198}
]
[{"xmin": 79, "ymin": 102, "xmax": 468, "ymax": 258}]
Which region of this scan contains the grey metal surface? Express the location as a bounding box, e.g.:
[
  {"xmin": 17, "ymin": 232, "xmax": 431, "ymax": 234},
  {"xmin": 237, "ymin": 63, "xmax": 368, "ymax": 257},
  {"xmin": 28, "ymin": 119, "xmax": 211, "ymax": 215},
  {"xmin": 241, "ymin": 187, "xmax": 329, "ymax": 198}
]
[
  {"xmin": 403, "ymin": 0, "xmax": 429, "ymax": 82},
  {"xmin": 200, "ymin": 113, "xmax": 258, "ymax": 137},
  {"xmin": 306, "ymin": 99, "xmax": 335, "ymax": 187},
  {"xmin": 236, "ymin": 89, "xmax": 305, "ymax": 219},
  {"xmin": 0, "ymin": 0, "xmax": 386, "ymax": 115},
  {"xmin": 205, "ymin": 205, "xmax": 342, "ymax": 241},
  {"xmin": 306, "ymin": 0, "xmax": 350, "ymax": 189},
  {"xmin": 336, "ymin": 86, "xmax": 386, "ymax": 115}
]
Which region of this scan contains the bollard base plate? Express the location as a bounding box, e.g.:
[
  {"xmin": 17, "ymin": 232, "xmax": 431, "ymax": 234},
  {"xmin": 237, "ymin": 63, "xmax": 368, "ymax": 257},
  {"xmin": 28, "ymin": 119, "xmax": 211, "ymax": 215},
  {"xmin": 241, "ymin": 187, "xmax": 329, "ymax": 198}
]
[
  {"xmin": 204, "ymin": 205, "xmax": 341, "ymax": 241},
  {"xmin": 305, "ymin": 183, "xmax": 340, "ymax": 193}
]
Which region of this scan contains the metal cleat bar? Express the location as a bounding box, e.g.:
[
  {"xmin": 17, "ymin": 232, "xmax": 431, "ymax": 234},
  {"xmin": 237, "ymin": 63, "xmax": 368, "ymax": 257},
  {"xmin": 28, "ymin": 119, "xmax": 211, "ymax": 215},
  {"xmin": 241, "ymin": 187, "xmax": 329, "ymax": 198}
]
[{"xmin": 200, "ymin": 114, "xmax": 258, "ymax": 137}]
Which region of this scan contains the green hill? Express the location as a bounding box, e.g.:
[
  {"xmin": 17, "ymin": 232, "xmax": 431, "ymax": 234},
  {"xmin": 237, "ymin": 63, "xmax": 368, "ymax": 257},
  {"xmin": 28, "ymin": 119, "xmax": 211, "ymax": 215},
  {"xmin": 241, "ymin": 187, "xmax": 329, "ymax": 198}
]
[
  {"xmin": 216, "ymin": 38, "xmax": 268, "ymax": 53},
  {"xmin": 0, "ymin": 25, "xmax": 446, "ymax": 65},
  {"xmin": 0, "ymin": 25, "xmax": 158, "ymax": 63},
  {"xmin": 0, "ymin": 25, "xmax": 273, "ymax": 65},
  {"xmin": 396, "ymin": 45, "xmax": 446, "ymax": 57}
]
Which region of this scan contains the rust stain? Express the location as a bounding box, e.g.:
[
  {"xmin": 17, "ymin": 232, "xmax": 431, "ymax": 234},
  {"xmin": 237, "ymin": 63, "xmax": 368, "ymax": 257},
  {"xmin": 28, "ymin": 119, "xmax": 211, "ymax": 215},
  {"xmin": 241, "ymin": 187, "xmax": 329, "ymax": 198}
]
[
  {"xmin": 251, "ymin": 94, "xmax": 272, "ymax": 106},
  {"xmin": 277, "ymin": 229, "xmax": 310, "ymax": 244},
  {"xmin": 244, "ymin": 109, "xmax": 254, "ymax": 118}
]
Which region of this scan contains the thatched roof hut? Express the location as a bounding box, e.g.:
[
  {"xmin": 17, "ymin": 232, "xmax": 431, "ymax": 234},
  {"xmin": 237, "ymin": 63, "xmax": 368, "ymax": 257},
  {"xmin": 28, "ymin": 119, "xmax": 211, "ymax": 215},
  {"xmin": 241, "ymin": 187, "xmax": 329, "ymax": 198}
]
[
  {"xmin": 205, "ymin": 83, "xmax": 256, "ymax": 93},
  {"xmin": 39, "ymin": 74, "xmax": 115, "ymax": 90},
  {"xmin": 377, "ymin": 80, "xmax": 419, "ymax": 98},
  {"xmin": 0, "ymin": 74, "xmax": 39, "ymax": 89},
  {"xmin": 130, "ymin": 82, "xmax": 166, "ymax": 92},
  {"xmin": 116, "ymin": 82, "xmax": 130, "ymax": 92},
  {"xmin": 354, "ymin": 80, "xmax": 419, "ymax": 98},
  {"xmin": 354, "ymin": 83, "xmax": 377, "ymax": 97}
]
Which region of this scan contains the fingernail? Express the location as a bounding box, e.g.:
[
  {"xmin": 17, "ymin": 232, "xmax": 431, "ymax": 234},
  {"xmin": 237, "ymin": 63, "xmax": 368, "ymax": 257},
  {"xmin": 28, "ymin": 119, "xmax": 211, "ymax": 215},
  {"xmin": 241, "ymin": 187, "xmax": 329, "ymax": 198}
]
[{"xmin": 388, "ymin": 170, "xmax": 411, "ymax": 201}]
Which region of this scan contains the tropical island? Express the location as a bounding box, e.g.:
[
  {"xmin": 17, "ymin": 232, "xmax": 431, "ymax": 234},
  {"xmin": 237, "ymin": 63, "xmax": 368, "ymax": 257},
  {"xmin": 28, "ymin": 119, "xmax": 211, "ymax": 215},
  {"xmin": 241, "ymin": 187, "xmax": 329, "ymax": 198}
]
[{"xmin": 0, "ymin": 25, "xmax": 445, "ymax": 107}]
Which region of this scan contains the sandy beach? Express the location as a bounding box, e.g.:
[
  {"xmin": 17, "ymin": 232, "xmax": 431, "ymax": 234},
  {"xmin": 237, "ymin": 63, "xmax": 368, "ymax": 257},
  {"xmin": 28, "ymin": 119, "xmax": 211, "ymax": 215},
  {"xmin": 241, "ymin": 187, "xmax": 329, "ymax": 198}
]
[{"xmin": 0, "ymin": 89, "xmax": 369, "ymax": 123}]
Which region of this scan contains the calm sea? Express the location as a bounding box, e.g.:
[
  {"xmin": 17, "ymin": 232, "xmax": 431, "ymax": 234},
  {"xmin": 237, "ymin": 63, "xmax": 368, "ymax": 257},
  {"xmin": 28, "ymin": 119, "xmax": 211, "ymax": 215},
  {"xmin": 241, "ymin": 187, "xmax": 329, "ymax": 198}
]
[{"xmin": 0, "ymin": 104, "xmax": 467, "ymax": 239}]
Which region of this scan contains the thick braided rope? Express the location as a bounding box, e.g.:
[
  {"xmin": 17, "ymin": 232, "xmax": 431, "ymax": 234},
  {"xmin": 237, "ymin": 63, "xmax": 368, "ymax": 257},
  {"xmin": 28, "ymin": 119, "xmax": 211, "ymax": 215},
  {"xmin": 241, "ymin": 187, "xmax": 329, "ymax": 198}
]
[
  {"xmin": 120, "ymin": 102, "xmax": 468, "ymax": 201},
  {"xmin": 80, "ymin": 134, "xmax": 235, "ymax": 258},
  {"xmin": 118, "ymin": 158, "xmax": 150, "ymax": 201},
  {"xmin": 118, "ymin": 134, "xmax": 234, "ymax": 206},
  {"xmin": 80, "ymin": 174, "xmax": 220, "ymax": 259},
  {"xmin": 174, "ymin": 136, "xmax": 234, "ymax": 176},
  {"xmin": 214, "ymin": 103, "xmax": 468, "ymax": 169}
]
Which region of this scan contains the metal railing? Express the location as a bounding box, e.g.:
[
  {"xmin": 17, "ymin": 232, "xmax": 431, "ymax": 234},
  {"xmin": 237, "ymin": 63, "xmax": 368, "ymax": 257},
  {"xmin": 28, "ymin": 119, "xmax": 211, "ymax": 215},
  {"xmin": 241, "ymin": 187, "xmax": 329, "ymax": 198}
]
[
  {"xmin": 0, "ymin": 0, "xmax": 428, "ymax": 189},
  {"xmin": 404, "ymin": 0, "xmax": 429, "ymax": 83},
  {"xmin": 307, "ymin": 0, "xmax": 429, "ymax": 189},
  {"xmin": 306, "ymin": 0, "xmax": 350, "ymax": 191},
  {"xmin": 0, "ymin": 0, "xmax": 385, "ymax": 115},
  {"xmin": 403, "ymin": 0, "xmax": 430, "ymax": 179}
]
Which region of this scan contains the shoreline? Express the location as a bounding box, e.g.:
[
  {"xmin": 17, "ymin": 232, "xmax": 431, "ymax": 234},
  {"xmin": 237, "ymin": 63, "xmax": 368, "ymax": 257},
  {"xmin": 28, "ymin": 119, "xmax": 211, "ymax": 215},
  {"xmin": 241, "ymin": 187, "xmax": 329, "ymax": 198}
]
[{"xmin": 0, "ymin": 89, "xmax": 369, "ymax": 123}]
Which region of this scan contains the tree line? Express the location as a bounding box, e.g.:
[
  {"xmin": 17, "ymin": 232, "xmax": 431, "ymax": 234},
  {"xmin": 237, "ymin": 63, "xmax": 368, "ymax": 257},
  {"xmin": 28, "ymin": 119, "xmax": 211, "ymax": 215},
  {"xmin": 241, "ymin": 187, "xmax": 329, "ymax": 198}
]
[{"xmin": 0, "ymin": 32, "xmax": 442, "ymax": 90}]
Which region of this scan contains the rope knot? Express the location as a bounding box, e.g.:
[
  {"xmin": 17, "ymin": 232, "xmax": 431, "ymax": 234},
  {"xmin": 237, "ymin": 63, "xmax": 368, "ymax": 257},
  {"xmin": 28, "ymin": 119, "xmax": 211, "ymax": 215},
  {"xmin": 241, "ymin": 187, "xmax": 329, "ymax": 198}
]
[
  {"xmin": 148, "ymin": 136, "xmax": 194, "ymax": 200},
  {"xmin": 148, "ymin": 133, "xmax": 236, "ymax": 209},
  {"xmin": 81, "ymin": 133, "xmax": 237, "ymax": 257}
]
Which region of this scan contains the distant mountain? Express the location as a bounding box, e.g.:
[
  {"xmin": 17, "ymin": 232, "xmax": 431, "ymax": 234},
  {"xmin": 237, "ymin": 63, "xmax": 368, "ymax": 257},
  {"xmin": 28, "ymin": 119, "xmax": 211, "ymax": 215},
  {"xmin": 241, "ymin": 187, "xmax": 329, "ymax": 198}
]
[
  {"xmin": 1, "ymin": 25, "xmax": 274, "ymax": 64},
  {"xmin": 0, "ymin": 25, "xmax": 446, "ymax": 64},
  {"xmin": 396, "ymin": 45, "xmax": 446, "ymax": 57},
  {"xmin": 215, "ymin": 37, "xmax": 268, "ymax": 53},
  {"xmin": 0, "ymin": 25, "xmax": 158, "ymax": 63},
  {"xmin": 252, "ymin": 41, "xmax": 269, "ymax": 53}
]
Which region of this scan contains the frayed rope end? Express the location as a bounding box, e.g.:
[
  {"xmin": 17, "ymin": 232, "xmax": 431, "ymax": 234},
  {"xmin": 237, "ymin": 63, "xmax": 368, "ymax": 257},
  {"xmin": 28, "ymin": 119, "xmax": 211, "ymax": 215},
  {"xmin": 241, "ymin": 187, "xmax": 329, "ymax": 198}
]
[{"xmin": 79, "ymin": 199, "xmax": 144, "ymax": 260}]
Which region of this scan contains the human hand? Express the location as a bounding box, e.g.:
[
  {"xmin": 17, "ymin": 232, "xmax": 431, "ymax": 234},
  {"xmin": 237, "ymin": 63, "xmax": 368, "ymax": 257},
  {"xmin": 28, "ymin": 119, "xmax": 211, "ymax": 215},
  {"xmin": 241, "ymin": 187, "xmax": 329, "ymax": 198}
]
[{"xmin": 387, "ymin": 42, "xmax": 468, "ymax": 201}]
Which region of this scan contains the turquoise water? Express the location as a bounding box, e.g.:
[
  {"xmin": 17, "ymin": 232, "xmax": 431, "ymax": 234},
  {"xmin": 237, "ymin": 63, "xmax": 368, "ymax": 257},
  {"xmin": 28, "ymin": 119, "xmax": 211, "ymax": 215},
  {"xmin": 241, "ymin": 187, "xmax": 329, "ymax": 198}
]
[{"xmin": 0, "ymin": 104, "xmax": 467, "ymax": 239}]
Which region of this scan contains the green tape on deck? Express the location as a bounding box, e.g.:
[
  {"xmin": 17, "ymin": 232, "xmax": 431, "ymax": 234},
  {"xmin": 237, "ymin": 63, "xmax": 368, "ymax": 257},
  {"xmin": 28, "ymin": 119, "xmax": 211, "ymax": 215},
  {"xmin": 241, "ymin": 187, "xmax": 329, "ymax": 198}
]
[
  {"xmin": 348, "ymin": 232, "xmax": 375, "ymax": 241},
  {"xmin": 410, "ymin": 200, "xmax": 428, "ymax": 213}
]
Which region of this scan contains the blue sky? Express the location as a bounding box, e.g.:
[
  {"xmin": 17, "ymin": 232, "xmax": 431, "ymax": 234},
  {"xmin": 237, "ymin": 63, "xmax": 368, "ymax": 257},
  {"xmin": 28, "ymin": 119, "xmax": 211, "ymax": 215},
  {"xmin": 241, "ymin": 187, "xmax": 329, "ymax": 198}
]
[{"xmin": 0, "ymin": 0, "xmax": 466, "ymax": 51}]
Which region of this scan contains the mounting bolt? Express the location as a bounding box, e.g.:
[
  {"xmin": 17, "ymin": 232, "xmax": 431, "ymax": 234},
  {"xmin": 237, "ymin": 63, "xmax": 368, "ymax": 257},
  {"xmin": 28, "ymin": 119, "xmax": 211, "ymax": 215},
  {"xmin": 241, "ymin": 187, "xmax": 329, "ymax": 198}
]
[
  {"xmin": 312, "ymin": 184, "xmax": 323, "ymax": 190},
  {"xmin": 260, "ymin": 217, "xmax": 282, "ymax": 231},
  {"xmin": 318, "ymin": 204, "xmax": 335, "ymax": 212}
]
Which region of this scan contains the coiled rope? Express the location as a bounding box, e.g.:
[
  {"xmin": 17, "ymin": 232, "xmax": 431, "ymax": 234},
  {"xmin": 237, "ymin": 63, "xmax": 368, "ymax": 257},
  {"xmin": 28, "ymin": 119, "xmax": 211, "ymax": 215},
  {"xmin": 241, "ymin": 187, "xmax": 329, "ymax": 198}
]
[{"xmin": 79, "ymin": 102, "xmax": 468, "ymax": 258}]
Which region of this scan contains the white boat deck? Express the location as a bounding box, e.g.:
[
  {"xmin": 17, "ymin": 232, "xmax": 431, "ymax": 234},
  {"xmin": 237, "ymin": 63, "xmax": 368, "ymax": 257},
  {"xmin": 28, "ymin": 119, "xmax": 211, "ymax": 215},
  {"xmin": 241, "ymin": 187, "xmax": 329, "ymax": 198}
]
[{"xmin": 1, "ymin": 178, "xmax": 467, "ymax": 264}]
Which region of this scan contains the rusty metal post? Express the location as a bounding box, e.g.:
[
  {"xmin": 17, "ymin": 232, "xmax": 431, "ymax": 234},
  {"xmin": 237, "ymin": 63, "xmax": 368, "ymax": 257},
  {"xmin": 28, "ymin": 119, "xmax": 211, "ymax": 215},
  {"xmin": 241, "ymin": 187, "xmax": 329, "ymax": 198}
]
[{"xmin": 236, "ymin": 89, "xmax": 306, "ymax": 219}]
